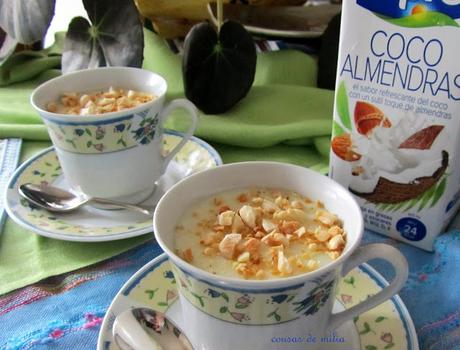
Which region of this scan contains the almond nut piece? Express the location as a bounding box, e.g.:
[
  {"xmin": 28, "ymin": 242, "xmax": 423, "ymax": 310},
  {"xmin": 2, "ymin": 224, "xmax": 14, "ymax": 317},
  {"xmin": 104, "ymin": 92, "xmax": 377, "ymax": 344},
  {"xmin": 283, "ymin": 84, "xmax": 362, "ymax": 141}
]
[
  {"xmin": 239, "ymin": 205, "xmax": 257, "ymax": 228},
  {"xmin": 218, "ymin": 210, "xmax": 235, "ymax": 226},
  {"xmin": 218, "ymin": 233, "xmax": 242, "ymax": 259}
]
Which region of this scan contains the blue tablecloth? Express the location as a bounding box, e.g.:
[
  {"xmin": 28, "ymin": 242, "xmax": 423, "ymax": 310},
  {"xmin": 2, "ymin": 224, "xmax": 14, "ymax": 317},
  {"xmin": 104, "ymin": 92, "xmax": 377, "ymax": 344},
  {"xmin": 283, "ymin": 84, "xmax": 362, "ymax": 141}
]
[{"xmin": 1, "ymin": 225, "xmax": 460, "ymax": 350}]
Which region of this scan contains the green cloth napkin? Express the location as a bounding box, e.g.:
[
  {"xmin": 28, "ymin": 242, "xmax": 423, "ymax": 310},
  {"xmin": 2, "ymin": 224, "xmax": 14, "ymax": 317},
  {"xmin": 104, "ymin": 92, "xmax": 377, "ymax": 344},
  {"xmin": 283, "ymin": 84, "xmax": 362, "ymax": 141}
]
[
  {"xmin": 0, "ymin": 29, "xmax": 334, "ymax": 295},
  {"xmin": 0, "ymin": 29, "xmax": 333, "ymax": 163}
]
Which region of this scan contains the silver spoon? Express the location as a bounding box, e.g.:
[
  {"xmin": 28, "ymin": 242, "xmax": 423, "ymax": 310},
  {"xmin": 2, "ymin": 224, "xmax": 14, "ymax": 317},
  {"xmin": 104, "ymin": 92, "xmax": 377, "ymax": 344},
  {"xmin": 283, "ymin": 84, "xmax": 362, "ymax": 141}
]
[
  {"xmin": 19, "ymin": 183, "xmax": 153, "ymax": 216},
  {"xmin": 113, "ymin": 307, "xmax": 194, "ymax": 350}
]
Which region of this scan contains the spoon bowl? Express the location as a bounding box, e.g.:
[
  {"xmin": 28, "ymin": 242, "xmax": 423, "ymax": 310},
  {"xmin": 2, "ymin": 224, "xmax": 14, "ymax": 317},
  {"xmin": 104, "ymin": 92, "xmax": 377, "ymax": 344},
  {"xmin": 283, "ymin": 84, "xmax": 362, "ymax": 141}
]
[
  {"xmin": 19, "ymin": 183, "xmax": 153, "ymax": 216},
  {"xmin": 113, "ymin": 307, "xmax": 194, "ymax": 350}
]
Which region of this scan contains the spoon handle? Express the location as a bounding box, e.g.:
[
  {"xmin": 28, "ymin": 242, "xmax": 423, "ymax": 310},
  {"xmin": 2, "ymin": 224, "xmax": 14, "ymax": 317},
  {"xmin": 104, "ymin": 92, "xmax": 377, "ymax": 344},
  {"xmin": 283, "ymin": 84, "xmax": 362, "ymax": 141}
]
[{"xmin": 90, "ymin": 197, "xmax": 153, "ymax": 216}]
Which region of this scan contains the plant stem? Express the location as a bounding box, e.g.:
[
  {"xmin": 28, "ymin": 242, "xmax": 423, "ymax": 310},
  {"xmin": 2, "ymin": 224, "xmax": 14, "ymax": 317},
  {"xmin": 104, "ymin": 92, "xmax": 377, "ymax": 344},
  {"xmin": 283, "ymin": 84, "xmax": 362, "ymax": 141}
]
[{"xmin": 217, "ymin": 0, "xmax": 223, "ymax": 33}]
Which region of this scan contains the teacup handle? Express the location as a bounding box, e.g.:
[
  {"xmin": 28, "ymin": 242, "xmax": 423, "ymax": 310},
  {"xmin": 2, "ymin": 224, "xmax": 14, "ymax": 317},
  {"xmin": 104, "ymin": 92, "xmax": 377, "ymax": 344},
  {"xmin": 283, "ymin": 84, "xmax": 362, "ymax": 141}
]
[
  {"xmin": 328, "ymin": 243, "xmax": 408, "ymax": 331},
  {"xmin": 158, "ymin": 99, "xmax": 198, "ymax": 173}
]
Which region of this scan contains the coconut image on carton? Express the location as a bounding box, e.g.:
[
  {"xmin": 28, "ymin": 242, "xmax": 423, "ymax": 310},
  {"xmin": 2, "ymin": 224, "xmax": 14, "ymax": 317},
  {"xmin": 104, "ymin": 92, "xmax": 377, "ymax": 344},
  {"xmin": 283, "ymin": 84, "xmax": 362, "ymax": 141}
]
[
  {"xmin": 331, "ymin": 82, "xmax": 449, "ymax": 208},
  {"xmin": 329, "ymin": 81, "xmax": 457, "ymax": 251}
]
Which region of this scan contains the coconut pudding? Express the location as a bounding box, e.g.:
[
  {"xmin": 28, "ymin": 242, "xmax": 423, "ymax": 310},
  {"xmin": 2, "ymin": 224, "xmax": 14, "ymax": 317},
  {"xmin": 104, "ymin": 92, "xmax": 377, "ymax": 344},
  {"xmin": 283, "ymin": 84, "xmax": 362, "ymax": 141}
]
[{"xmin": 174, "ymin": 188, "xmax": 347, "ymax": 280}]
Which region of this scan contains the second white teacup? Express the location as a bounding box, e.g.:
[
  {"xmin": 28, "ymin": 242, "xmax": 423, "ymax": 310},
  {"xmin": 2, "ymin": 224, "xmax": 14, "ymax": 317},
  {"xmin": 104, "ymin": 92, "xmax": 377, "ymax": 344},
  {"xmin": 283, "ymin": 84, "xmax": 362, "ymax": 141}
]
[{"xmin": 31, "ymin": 67, "xmax": 198, "ymax": 203}]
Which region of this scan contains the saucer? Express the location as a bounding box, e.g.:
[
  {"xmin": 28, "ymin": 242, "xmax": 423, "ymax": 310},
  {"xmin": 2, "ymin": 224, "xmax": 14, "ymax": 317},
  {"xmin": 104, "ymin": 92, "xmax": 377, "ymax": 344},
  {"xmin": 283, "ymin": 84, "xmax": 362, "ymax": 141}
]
[
  {"xmin": 97, "ymin": 254, "xmax": 419, "ymax": 350},
  {"xmin": 4, "ymin": 132, "xmax": 222, "ymax": 242}
]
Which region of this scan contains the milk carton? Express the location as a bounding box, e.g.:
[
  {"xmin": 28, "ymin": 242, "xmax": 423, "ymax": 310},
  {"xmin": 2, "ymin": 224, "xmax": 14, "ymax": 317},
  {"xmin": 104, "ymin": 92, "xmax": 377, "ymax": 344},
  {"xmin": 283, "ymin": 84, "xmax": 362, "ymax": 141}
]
[{"xmin": 329, "ymin": 0, "xmax": 460, "ymax": 251}]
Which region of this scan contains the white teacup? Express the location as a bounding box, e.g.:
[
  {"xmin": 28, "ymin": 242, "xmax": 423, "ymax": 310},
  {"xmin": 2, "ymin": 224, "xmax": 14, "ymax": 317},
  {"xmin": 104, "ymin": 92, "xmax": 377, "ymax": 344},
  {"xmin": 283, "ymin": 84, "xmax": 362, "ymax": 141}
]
[
  {"xmin": 153, "ymin": 161, "xmax": 409, "ymax": 349},
  {"xmin": 31, "ymin": 67, "xmax": 198, "ymax": 203}
]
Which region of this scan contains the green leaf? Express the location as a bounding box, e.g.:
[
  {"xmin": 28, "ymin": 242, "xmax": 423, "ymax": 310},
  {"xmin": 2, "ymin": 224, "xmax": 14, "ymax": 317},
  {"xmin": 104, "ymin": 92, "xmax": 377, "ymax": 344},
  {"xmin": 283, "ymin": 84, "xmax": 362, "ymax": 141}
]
[
  {"xmin": 359, "ymin": 322, "xmax": 372, "ymax": 335},
  {"xmin": 274, "ymin": 313, "xmax": 281, "ymax": 322},
  {"xmin": 85, "ymin": 128, "xmax": 92, "ymax": 136},
  {"xmin": 221, "ymin": 293, "xmax": 229, "ymax": 302},
  {"xmin": 353, "ymin": 316, "xmax": 359, "ymax": 323},
  {"xmin": 375, "ymin": 316, "xmax": 386, "ymax": 322},
  {"xmin": 145, "ymin": 288, "xmax": 158, "ymax": 300},
  {"xmin": 344, "ymin": 276, "xmax": 355, "ymax": 286},
  {"xmin": 220, "ymin": 306, "xmax": 228, "ymax": 313},
  {"xmin": 332, "ymin": 120, "xmax": 347, "ymax": 137},
  {"xmin": 62, "ymin": 0, "xmax": 144, "ymax": 73},
  {"xmin": 86, "ymin": 140, "xmax": 92, "ymax": 148},
  {"xmin": 365, "ymin": 346, "xmax": 378, "ymax": 350},
  {"xmin": 430, "ymin": 177, "xmax": 447, "ymax": 208},
  {"xmin": 336, "ymin": 81, "xmax": 352, "ymax": 131},
  {"xmin": 235, "ymin": 303, "xmax": 249, "ymax": 309},
  {"xmin": 384, "ymin": 343, "xmax": 395, "ymax": 349},
  {"xmin": 157, "ymin": 301, "xmax": 168, "ymax": 307}
]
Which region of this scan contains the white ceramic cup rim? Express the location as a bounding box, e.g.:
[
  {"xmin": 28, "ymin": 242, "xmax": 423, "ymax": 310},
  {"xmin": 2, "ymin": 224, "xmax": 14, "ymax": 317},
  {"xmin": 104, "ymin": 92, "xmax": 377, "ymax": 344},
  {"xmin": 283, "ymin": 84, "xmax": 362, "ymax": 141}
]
[
  {"xmin": 153, "ymin": 161, "xmax": 364, "ymax": 290},
  {"xmin": 30, "ymin": 67, "xmax": 167, "ymax": 122}
]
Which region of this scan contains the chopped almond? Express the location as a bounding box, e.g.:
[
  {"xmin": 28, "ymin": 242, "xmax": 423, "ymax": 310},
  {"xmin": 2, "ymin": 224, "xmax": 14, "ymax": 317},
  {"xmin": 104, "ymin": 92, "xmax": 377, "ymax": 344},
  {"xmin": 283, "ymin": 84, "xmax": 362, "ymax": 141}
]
[
  {"xmin": 328, "ymin": 225, "xmax": 344, "ymax": 236},
  {"xmin": 218, "ymin": 210, "xmax": 235, "ymax": 226},
  {"xmin": 328, "ymin": 251, "xmax": 340, "ymax": 260},
  {"xmin": 306, "ymin": 259, "xmax": 319, "ymax": 270},
  {"xmin": 239, "ymin": 205, "xmax": 257, "ymax": 228},
  {"xmin": 237, "ymin": 193, "xmax": 248, "ymax": 203},
  {"xmin": 328, "ymin": 234, "xmax": 345, "ymax": 250},
  {"xmin": 316, "ymin": 211, "xmax": 337, "ymax": 226},
  {"xmin": 255, "ymin": 231, "xmax": 265, "ymax": 238},
  {"xmin": 261, "ymin": 199, "xmax": 279, "ymax": 213},
  {"xmin": 315, "ymin": 227, "xmax": 331, "ymax": 242},
  {"xmin": 262, "ymin": 218, "xmax": 277, "ymax": 233},
  {"xmin": 182, "ymin": 248, "xmax": 193, "ymax": 263},
  {"xmin": 280, "ymin": 220, "xmax": 300, "ymax": 235},
  {"xmin": 218, "ymin": 233, "xmax": 242, "ymax": 259},
  {"xmin": 261, "ymin": 232, "xmax": 282, "ymax": 246},
  {"xmin": 231, "ymin": 213, "xmax": 245, "ymax": 232},
  {"xmin": 277, "ymin": 251, "xmax": 293, "ymax": 275},
  {"xmin": 245, "ymin": 238, "xmax": 261, "ymax": 255},
  {"xmin": 294, "ymin": 226, "xmax": 307, "ymax": 238},
  {"xmin": 237, "ymin": 251, "xmax": 250, "ymax": 262}
]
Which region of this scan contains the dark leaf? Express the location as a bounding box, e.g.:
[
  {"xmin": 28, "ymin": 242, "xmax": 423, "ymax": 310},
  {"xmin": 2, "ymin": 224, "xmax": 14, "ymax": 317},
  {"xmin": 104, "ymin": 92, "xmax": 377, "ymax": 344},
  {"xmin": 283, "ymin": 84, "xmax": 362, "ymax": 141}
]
[
  {"xmin": 182, "ymin": 20, "xmax": 256, "ymax": 114},
  {"xmin": 0, "ymin": 0, "xmax": 55, "ymax": 43},
  {"xmin": 62, "ymin": 0, "xmax": 143, "ymax": 73}
]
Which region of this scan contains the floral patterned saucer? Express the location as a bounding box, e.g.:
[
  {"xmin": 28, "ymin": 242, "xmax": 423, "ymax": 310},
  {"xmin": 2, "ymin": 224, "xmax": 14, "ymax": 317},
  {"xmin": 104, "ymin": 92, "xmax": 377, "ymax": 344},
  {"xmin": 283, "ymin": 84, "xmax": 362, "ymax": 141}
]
[
  {"xmin": 5, "ymin": 132, "xmax": 222, "ymax": 242},
  {"xmin": 97, "ymin": 254, "xmax": 418, "ymax": 350}
]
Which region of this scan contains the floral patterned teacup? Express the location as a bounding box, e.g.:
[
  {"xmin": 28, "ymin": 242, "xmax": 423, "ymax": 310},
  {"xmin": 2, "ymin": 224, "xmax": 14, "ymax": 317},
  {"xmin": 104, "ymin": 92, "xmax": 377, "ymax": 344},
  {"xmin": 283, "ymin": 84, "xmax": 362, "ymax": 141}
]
[
  {"xmin": 153, "ymin": 162, "xmax": 409, "ymax": 349},
  {"xmin": 31, "ymin": 67, "xmax": 197, "ymax": 203}
]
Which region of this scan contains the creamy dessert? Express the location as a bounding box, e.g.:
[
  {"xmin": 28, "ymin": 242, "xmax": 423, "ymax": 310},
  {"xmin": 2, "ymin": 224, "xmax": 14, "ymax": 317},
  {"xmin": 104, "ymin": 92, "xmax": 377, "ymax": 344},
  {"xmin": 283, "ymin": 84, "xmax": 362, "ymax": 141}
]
[
  {"xmin": 174, "ymin": 188, "xmax": 347, "ymax": 280},
  {"xmin": 46, "ymin": 87, "xmax": 155, "ymax": 115}
]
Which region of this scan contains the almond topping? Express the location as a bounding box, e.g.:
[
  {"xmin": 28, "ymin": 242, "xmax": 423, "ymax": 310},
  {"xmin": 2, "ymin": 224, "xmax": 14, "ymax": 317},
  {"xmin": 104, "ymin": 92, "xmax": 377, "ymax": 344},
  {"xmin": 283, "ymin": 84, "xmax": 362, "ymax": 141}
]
[
  {"xmin": 328, "ymin": 234, "xmax": 345, "ymax": 250},
  {"xmin": 277, "ymin": 251, "xmax": 293, "ymax": 274},
  {"xmin": 239, "ymin": 205, "xmax": 257, "ymax": 228},
  {"xmin": 218, "ymin": 210, "xmax": 235, "ymax": 226},
  {"xmin": 237, "ymin": 251, "xmax": 250, "ymax": 262},
  {"xmin": 294, "ymin": 226, "xmax": 307, "ymax": 238},
  {"xmin": 218, "ymin": 233, "xmax": 242, "ymax": 259},
  {"xmin": 182, "ymin": 248, "xmax": 193, "ymax": 263},
  {"xmin": 262, "ymin": 218, "xmax": 277, "ymax": 233}
]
